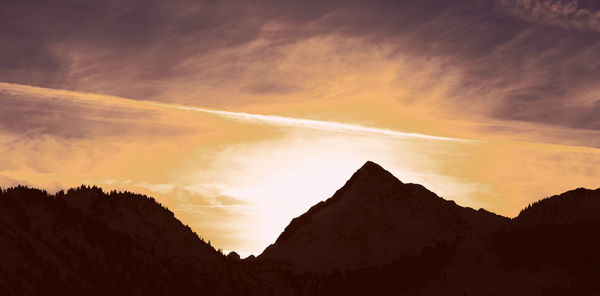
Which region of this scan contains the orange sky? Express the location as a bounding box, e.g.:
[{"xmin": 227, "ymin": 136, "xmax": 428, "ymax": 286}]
[
  {"xmin": 1, "ymin": 81, "xmax": 599, "ymax": 256},
  {"xmin": 1, "ymin": 0, "xmax": 600, "ymax": 256}
]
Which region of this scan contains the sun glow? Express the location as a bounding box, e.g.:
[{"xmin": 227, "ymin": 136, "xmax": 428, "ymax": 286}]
[{"xmin": 182, "ymin": 132, "xmax": 389, "ymax": 251}]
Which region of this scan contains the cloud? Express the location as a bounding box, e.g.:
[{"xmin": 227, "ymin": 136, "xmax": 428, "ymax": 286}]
[
  {"xmin": 1, "ymin": 0, "xmax": 599, "ymax": 133},
  {"xmin": 0, "ymin": 82, "xmax": 460, "ymax": 142},
  {"xmin": 0, "ymin": 175, "xmax": 32, "ymax": 188},
  {"xmin": 0, "ymin": 82, "xmax": 201, "ymax": 140},
  {"xmin": 499, "ymin": 0, "xmax": 600, "ymax": 32},
  {"xmin": 163, "ymin": 103, "xmax": 461, "ymax": 141}
]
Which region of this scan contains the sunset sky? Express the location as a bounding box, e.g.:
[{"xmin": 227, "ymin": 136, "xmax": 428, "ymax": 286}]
[{"xmin": 1, "ymin": 0, "xmax": 600, "ymax": 256}]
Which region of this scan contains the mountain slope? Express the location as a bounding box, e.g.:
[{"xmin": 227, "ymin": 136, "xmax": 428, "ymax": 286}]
[
  {"xmin": 0, "ymin": 185, "xmax": 264, "ymax": 296},
  {"xmin": 515, "ymin": 187, "xmax": 600, "ymax": 228},
  {"xmin": 489, "ymin": 187, "xmax": 600, "ymax": 294},
  {"xmin": 259, "ymin": 161, "xmax": 508, "ymax": 271}
]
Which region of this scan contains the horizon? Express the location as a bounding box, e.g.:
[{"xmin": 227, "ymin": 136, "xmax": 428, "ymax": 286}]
[
  {"xmin": 3, "ymin": 162, "xmax": 599, "ymax": 260},
  {"xmin": 1, "ymin": 157, "xmax": 598, "ymax": 257},
  {"xmin": 0, "ymin": 160, "xmax": 600, "ymax": 258},
  {"xmin": 1, "ymin": 0, "xmax": 600, "ymax": 256}
]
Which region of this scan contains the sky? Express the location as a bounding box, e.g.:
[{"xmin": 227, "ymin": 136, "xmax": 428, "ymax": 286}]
[{"xmin": 1, "ymin": 0, "xmax": 600, "ymax": 256}]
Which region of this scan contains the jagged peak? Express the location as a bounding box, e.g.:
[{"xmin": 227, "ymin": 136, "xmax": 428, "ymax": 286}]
[
  {"xmin": 347, "ymin": 161, "xmax": 403, "ymax": 186},
  {"xmin": 359, "ymin": 160, "xmax": 384, "ymax": 171},
  {"xmin": 267, "ymin": 162, "xmax": 414, "ymax": 246}
]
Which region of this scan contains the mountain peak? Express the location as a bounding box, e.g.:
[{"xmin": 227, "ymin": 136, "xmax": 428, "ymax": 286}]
[
  {"xmin": 356, "ymin": 161, "xmax": 397, "ymax": 177},
  {"xmin": 259, "ymin": 161, "xmax": 507, "ymax": 271},
  {"xmin": 358, "ymin": 160, "xmax": 383, "ymax": 171},
  {"xmin": 345, "ymin": 161, "xmax": 403, "ymax": 189},
  {"xmin": 266, "ymin": 162, "xmax": 401, "ymax": 246}
]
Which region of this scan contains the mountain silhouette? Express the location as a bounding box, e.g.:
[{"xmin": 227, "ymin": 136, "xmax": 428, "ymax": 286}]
[
  {"xmin": 515, "ymin": 187, "xmax": 600, "ymax": 228},
  {"xmin": 256, "ymin": 162, "xmax": 600, "ymax": 295},
  {"xmin": 1, "ymin": 162, "xmax": 599, "ymax": 295},
  {"xmin": 259, "ymin": 161, "xmax": 507, "ymax": 271},
  {"xmin": 0, "ymin": 185, "xmax": 266, "ymax": 296},
  {"xmin": 490, "ymin": 187, "xmax": 600, "ymax": 295}
]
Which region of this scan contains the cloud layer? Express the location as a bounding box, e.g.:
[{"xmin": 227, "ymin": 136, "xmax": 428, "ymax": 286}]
[{"xmin": 1, "ymin": 0, "xmax": 599, "ymax": 130}]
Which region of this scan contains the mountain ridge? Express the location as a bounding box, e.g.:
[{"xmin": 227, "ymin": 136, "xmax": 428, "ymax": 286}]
[
  {"xmin": 516, "ymin": 187, "xmax": 600, "ymax": 226},
  {"xmin": 1, "ymin": 161, "xmax": 600, "ymax": 295},
  {"xmin": 0, "ymin": 185, "xmax": 267, "ymax": 295}
]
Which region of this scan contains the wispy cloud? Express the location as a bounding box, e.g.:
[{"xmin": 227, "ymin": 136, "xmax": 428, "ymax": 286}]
[
  {"xmin": 0, "ymin": 82, "xmax": 461, "ymax": 141},
  {"xmin": 157, "ymin": 104, "xmax": 461, "ymax": 141},
  {"xmin": 1, "ymin": 0, "xmax": 599, "ymax": 132},
  {"xmin": 499, "ymin": 0, "xmax": 600, "ymax": 32}
]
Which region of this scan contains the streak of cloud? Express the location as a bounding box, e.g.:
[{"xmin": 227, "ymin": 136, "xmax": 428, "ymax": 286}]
[
  {"xmin": 0, "ymin": 82, "xmax": 461, "ymax": 142},
  {"xmin": 159, "ymin": 104, "xmax": 461, "ymax": 141}
]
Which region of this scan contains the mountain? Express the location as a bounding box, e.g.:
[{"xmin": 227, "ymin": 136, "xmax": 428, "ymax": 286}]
[
  {"xmin": 515, "ymin": 187, "xmax": 600, "ymax": 228},
  {"xmin": 256, "ymin": 162, "xmax": 600, "ymax": 295},
  {"xmin": 490, "ymin": 187, "xmax": 600, "ymax": 295},
  {"xmin": 1, "ymin": 162, "xmax": 600, "ymax": 295},
  {"xmin": 0, "ymin": 185, "xmax": 266, "ymax": 296},
  {"xmin": 259, "ymin": 161, "xmax": 508, "ymax": 271}
]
